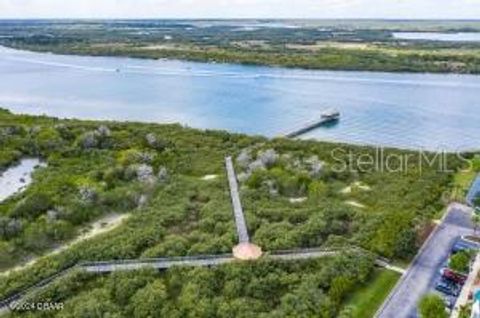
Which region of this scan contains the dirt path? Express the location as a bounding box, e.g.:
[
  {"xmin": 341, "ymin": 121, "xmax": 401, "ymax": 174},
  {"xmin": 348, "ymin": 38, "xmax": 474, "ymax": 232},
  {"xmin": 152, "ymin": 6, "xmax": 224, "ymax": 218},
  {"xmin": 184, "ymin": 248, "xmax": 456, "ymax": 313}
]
[{"xmin": 0, "ymin": 213, "xmax": 130, "ymax": 277}]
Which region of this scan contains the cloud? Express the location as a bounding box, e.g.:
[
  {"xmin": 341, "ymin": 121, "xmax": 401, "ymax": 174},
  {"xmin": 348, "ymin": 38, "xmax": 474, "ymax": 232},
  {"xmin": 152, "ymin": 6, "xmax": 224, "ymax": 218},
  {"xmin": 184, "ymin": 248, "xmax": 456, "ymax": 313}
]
[{"xmin": 0, "ymin": 0, "xmax": 479, "ymax": 19}]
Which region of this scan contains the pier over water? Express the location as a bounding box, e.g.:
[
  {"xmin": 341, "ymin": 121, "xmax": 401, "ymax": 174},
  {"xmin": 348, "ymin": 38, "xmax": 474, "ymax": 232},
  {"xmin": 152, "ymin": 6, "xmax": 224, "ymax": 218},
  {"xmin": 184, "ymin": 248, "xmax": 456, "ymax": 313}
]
[{"xmin": 284, "ymin": 110, "xmax": 340, "ymax": 138}]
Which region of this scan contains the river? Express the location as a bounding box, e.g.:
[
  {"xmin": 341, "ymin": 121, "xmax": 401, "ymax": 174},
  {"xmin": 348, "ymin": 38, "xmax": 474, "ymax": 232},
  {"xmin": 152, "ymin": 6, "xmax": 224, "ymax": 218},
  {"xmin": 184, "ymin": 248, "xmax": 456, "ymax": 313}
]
[{"xmin": 0, "ymin": 46, "xmax": 479, "ymax": 151}]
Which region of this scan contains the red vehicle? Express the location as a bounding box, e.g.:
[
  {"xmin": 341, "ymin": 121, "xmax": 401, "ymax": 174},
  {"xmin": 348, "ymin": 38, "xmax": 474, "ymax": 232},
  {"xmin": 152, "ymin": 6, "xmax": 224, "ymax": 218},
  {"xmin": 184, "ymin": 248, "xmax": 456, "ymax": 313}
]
[{"xmin": 441, "ymin": 268, "xmax": 467, "ymax": 285}]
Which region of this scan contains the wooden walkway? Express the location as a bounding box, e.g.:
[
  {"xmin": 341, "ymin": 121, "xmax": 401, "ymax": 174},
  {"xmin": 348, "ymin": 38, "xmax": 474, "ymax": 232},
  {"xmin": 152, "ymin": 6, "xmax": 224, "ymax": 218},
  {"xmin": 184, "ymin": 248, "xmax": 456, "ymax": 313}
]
[
  {"xmin": 0, "ymin": 265, "xmax": 77, "ymax": 314},
  {"xmin": 0, "ymin": 248, "xmax": 339, "ymax": 313},
  {"xmin": 284, "ymin": 116, "xmax": 338, "ymax": 138},
  {"xmin": 80, "ymin": 248, "xmax": 340, "ymax": 273},
  {"xmin": 0, "ymin": 246, "xmax": 400, "ymax": 313},
  {"xmin": 80, "ymin": 254, "xmax": 235, "ymax": 273},
  {"xmin": 225, "ymin": 156, "xmax": 250, "ymax": 243}
]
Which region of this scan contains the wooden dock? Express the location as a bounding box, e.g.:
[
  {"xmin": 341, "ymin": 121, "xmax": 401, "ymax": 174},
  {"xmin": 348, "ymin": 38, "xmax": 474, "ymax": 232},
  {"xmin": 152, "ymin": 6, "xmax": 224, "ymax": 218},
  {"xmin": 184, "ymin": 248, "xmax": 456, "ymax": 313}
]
[{"xmin": 284, "ymin": 113, "xmax": 339, "ymax": 138}]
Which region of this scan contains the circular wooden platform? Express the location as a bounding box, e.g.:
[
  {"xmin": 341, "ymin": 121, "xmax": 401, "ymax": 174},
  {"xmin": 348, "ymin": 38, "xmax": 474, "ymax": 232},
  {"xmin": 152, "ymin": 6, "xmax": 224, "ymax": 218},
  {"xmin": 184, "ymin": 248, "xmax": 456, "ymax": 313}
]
[{"xmin": 232, "ymin": 243, "xmax": 263, "ymax": 260}]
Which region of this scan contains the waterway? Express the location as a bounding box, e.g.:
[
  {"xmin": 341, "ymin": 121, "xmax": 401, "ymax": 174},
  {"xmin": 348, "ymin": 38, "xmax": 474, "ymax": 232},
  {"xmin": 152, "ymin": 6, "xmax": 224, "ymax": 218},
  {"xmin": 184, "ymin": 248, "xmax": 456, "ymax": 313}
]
[
  {"xmin": 393, "ymin": 32, "xmax": 480, "ymax": 42},
  {"xmin": 0, "ymin": 46, "xmax": 479, "ymax": 151}
]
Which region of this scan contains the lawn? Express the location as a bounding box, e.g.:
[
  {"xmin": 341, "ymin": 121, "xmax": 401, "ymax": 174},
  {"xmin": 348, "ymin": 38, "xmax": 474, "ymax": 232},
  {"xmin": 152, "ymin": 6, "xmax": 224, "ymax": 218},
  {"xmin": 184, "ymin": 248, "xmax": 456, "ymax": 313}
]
[
  {"xmin": 343, "ymin": 269, "xmax": 401, "ymax": 318},
  {"xmin": 451, "ymin": 165, "xmax": 477, "ymax": 202}
]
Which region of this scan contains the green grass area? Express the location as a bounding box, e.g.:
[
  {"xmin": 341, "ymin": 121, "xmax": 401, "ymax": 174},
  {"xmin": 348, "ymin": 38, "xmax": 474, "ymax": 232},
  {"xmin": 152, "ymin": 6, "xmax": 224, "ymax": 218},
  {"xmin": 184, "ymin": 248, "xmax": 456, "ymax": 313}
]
[
  {"xmin": 391, "ymin": 259, "xmax": 410, "ymax": 269},
  {"xmin": 451, "ymin": 164, "xmax": 477, "ymax": 202},
  {"xmin": 343, "ymin": 269, "xmax": 400, "ymax": 318}
]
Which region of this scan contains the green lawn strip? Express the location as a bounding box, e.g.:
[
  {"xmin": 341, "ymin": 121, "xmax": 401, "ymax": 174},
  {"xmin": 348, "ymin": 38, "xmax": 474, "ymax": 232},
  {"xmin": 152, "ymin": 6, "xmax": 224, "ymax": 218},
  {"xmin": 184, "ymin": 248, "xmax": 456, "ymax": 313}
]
[
  {"xmin": 390, "ymin": 259, "xmax": 410, "ymax": 270},
  {"xmin": 451, "ymin": 164, "xmax": 477, "ymax": 202},
  {"xmin": 343, "ymin": 268, "xmax": 401, "ymax": 318}
]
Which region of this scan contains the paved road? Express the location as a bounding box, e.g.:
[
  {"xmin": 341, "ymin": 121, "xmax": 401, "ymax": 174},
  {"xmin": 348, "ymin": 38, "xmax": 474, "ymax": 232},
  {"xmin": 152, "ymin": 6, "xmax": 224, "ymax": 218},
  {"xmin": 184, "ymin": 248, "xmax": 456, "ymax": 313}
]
[
  {"xmin": 225, "ymin": 156, "xmax": 250, "ymax": 243},
  {"xmin": 466, "ymin": 173, "xmax": 480, "ymax": 206},
  {"xmin": 376, "ymin": 203, "xmax": 474, "ymax": 318}
]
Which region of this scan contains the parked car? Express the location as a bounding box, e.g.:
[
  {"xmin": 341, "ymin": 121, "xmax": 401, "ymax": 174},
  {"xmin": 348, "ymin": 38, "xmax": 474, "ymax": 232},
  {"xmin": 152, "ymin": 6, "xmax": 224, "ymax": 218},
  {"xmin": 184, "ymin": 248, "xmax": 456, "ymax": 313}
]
[
  {"xmin": 441, "ymin": 268, "xmax": 467, "ymax": 285},
  {"xmin": 461, "ymin": 235, "xmax": 480, "ymax": 247},
  {"xmin": 435, "ymin": 280, "xmax": 459, "ymax": 297},
  {"xmin": 451, "ymin": 239, "xmax": 477, "ymax": 254}
]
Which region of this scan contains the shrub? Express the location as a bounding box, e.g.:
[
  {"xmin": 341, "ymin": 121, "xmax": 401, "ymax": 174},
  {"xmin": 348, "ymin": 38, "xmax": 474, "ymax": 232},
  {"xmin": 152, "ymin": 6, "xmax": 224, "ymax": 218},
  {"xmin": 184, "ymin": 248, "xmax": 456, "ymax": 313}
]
[
  {"xmin": 418, "ymin": 294, "xmax": 448, "ymax": 318},
  {"xmin": 450, "ymin": 250, "xmax": 473, "ymax": 273},
  {"xmin": 0, "ymin": 217, "xmax": 23, "ymax": 239},
  {"xmin": 35, "ymin": 127, "xmax": 64, "ymax": 152},
  {"xmin": 11, "ymin": 192, "xmax": 53, "ymax": 219}
]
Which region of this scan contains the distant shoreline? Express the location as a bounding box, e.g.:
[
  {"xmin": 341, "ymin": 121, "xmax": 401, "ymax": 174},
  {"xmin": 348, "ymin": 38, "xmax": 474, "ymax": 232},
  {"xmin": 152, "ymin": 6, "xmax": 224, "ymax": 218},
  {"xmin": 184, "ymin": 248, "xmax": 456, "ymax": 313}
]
[
  {"xmin": 2, "ymin": 18, "xmax": 480, "ymax": 74},
  {"xmin": 3, "ymin": 41, "xmax": 480, "ymax": 75}
]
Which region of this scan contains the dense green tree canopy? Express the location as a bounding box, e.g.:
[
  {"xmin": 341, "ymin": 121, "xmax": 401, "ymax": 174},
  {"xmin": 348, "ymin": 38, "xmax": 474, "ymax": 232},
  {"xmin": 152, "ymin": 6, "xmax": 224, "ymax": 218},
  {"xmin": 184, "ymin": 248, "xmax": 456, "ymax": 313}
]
[
  {"xmin": 418, "ymin": 294, "xmax": 448, "ymax": 318},
  {"xmin": 0, "ymin": 108, "xmax": 467, "ymax": 317}
]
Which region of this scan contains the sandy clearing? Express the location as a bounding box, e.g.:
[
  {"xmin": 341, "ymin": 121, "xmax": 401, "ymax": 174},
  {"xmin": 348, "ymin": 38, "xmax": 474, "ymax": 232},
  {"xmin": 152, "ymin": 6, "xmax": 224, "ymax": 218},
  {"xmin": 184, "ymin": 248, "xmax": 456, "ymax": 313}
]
[
  {"xmin": 345, "ymin": 200, "xmax": 366, "ymax": 208},
  {"xmin": 354, "ymin": 181, "xmax": 371, "ymax": 191},
  {"xmin": 289, "ymin": 197, "xmax": 307, "ymax": 203},
  {"xmin": 340, "ymin": 181, "xmax": 371, "ymax": 194},
  {"xmin": 201, "ymin": 174, "xmax": 218, "ymax": 180},
  {"xmin": 1, "ymin": 213, "xmax": 130, "ymax": 277}
]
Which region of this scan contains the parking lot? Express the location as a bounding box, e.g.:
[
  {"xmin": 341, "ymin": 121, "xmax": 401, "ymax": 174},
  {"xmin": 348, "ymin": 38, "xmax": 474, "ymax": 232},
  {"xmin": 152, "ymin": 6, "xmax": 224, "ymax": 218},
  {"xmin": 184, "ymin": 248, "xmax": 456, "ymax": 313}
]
[
  {"xmin": 376, "ymin": 203, "xmax": 474, "ymax": 318},
  {"xmin": 426, "ymin": 238, "xmax": 475, "ymax": 313}
]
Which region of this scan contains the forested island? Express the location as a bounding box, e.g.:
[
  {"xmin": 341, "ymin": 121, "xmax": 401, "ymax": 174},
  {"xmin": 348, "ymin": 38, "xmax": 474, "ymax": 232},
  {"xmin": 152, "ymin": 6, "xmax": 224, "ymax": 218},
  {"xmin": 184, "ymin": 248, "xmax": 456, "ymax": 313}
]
[
  {"xmin": 0, "ymin": 108, "xmax": 476, "ymax": 317},
  {"xmin": 2, "ymin": 20, "xmax": 480, "ymax": 73}
]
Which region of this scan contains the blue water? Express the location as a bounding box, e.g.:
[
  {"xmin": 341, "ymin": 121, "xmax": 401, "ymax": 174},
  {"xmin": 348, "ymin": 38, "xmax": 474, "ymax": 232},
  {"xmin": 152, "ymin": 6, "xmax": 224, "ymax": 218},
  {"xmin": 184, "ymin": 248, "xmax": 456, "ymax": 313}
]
[
  {"xmin": 393, "ymin": 32, "xmax": 480, "ymax": 42},
  {"xmin": 0, "ymin": 46, "xmax": 479, "ymax": 151}
]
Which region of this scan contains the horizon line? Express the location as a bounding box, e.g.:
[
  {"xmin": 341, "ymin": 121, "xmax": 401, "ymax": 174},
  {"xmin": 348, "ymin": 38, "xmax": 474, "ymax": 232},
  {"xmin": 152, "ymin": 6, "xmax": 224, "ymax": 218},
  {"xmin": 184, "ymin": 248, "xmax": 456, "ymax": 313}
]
[{"xmin": 1, "ymin": 17, "xmax": 480, "ymax": 21}]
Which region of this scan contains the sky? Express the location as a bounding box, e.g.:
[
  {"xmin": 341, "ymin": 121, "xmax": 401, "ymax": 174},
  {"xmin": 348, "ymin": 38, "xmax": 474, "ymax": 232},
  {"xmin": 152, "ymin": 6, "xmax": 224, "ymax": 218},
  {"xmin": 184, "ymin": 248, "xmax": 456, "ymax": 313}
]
[{"xmin": 0, "ymin": 0, "xmax": 480, "ymax": 19}]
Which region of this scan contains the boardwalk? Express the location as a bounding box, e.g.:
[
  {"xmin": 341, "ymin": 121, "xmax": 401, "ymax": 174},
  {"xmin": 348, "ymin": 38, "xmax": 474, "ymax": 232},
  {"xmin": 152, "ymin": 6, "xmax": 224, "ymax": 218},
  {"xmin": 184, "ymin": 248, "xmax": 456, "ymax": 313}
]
[
  {"xmin": 0, "ymin": 246, "xmax": 401, "ymax": 314},
  {"xmin": 225, "ymin": 156, "xmax": 250, "ymax": 243},
  {"xmin": 268, "ymin": 248, "xmax": 338, "ymax": 261},
  {"xmin": 0, "ymin": 248, "xmax": 341, "ymax": 313},
  {"xmin": 284, "ymin": 110, "xmax": 340, "ymax": 138},
  {"xmin": 82, "ymin": 248, "xmax": 340, "ymax": 273},
  {"xmin": 80, "ymin": 254, "xmax": 235, "ymax": 273},
  {"xmin": 284, "ymin": 118, "xmax": 336, "ymax": 138},
  {"xmin": 375, "ymin": 203, "xmax": 474, "ymax": 318},
  {"xmin": 0, "ymin": 265, "xmax": 77, "ymax": 314}
]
